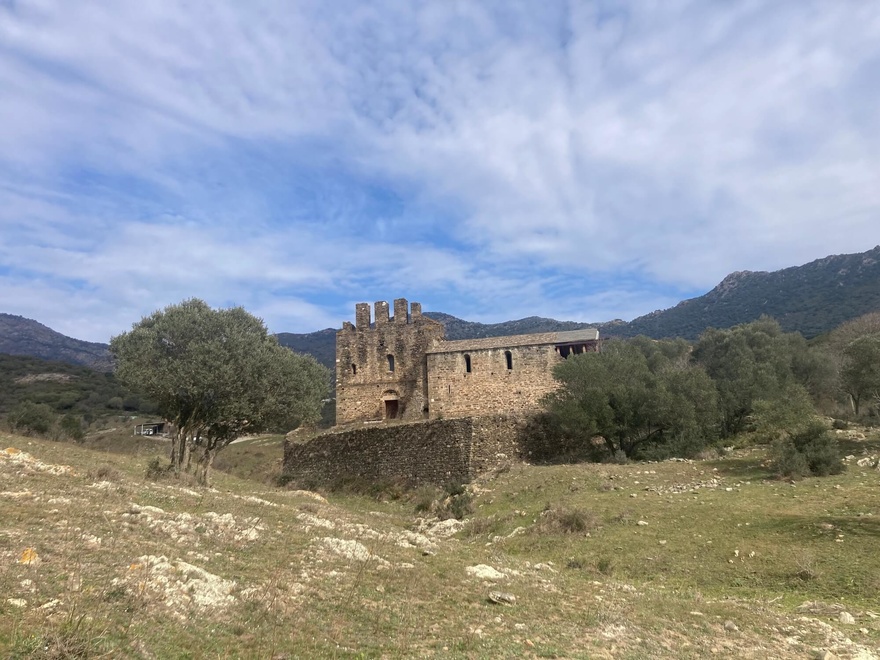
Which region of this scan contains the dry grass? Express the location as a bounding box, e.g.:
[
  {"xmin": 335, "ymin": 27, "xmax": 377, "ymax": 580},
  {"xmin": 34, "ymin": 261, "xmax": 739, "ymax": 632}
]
[{"xmin": 1, "ymin": 429, "xmax": 880, "ymax": 658}]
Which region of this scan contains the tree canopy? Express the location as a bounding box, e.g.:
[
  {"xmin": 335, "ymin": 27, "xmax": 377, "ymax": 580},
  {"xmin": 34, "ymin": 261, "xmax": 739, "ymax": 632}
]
[
  {"xmin": 543, "ymin": 339, "xmax": 717, "ymax": 460},
  {"xmin": 110, "ymin": 299, "xmax": 329, "ymax": 485}
]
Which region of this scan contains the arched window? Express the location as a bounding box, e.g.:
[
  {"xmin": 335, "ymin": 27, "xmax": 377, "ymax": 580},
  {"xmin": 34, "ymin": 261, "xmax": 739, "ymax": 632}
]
[
  {"xmin": 387, "ymin": 354, "xmax": 395, "ymax": 372},
  {"xmin": 464, "ymin": 354, "xmax": 472, "ymax": 373},
  {"xmin": 351, "ymin": 363, "xmax": 357, "ymax": 375},
  {"xmin": 505, "ymin": 350, "xmax": 513, "ymax": 370}
]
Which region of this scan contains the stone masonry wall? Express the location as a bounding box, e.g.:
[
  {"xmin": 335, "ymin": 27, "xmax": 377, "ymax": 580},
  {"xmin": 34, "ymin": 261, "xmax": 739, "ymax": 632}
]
[
  {"xmin": 335, "ymin": 299, "xmax": 444, "ymax": 424},
  {"xmin": 426, "ymin": 345, "xmax": 563, "ymax": 420},
  {"xmin": 282, "ymin": 415, "xmax": 536, "ymax": 487},
  {"xmin": 283, "ymin": 419, "xmax": 474, "ymax": 486}
]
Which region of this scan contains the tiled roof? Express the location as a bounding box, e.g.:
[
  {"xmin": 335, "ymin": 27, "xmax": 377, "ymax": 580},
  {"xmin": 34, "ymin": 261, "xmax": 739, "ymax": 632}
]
[{"xmin": 427, "ymin": 329, "xmax": 599, "ymax": 354}]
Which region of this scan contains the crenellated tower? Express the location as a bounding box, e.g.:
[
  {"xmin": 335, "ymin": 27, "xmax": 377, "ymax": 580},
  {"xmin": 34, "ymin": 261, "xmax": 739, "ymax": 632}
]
[{"xmin": 335, "ymin": 298, "xmax": 444, "ymax": 424}]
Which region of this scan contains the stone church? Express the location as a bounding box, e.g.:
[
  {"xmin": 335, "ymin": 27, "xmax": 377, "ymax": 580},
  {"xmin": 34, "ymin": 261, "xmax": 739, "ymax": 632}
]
[{"xmin": 335, "ymin": 298, "xmax": 600, "ymax": 425}]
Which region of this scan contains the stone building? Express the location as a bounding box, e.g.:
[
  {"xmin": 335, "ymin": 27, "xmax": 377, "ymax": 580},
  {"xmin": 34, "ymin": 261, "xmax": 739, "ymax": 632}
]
[
  {"xmin": 335, "ymin": 298, "xmax": 599, "ymax": 425},
  {"xmin": 335, "ymin": 299, "xmax": 444, "ymax": 424}
]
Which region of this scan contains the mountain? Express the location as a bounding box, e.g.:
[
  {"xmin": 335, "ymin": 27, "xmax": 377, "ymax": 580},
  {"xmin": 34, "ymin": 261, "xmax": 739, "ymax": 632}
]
[
  {"xmin": 276, "ymin": 328, "xmax": 338, "ymax": 370},
  {"xmin": 4, "ymin": 246, "xmax": 880, "ymax": 372},
  {"xmin": 0, "ymin": 314, "xmax": 113, "ymax": 371},
  {"xmin": 272, "ymin": 245, "xmax": 880, "ymax": 368},
  {"xmin": 619, "ymin": 245, "xmax": 880, "ymax": 340}
]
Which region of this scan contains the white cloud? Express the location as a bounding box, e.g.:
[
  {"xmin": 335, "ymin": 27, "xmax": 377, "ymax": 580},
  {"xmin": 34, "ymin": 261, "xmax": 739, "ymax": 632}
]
[{"xmin": 1, "ymin": 1, "xmax": 879, "ymax": 341}]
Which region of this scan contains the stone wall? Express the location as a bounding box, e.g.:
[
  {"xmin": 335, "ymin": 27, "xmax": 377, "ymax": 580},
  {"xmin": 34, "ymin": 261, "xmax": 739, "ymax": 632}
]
[
  {"xmin": 335, "ymin": 299, "xmax": 444, "ymax": 424},
  {"xmin": 282, "ymin": 415, "xmax": 535, "ymax": 487},
  {"xmin": 426, "ymin": 345, "xmax": 563, "ymax": 419}
]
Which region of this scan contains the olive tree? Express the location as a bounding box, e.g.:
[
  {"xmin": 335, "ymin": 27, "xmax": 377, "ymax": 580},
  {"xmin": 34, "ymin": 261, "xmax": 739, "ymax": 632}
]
[
  {"xmin": 692, "ymin": 317, "xmax": 819, "ymax": 437},
  {"xmin": 543, "ymin": 339, "xmax": 718, "ymax": 460},
  {"xmin": 110, "ymin": 299, "xmax": 329, "ymax": 485},
  {"xmin": 840, "ymin": 334, "xmax": 880, "ymax": 416}
]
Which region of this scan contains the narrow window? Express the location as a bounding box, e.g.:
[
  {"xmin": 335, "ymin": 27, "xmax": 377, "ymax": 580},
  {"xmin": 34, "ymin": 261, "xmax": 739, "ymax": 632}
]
[
  {"xmin": 387, "ymin": 354, "xmax": 395, "ymax": 372},
  {"xmin": 505, "ymin": 350, "xmax": 513, "ymax": 370},
  {"xmin": 351, "ymin": 363, "xmax": 357, "ymax": 375},
  {"xmin": 464, "ymin": 354, "xmax": 472, "ymax": 373}
]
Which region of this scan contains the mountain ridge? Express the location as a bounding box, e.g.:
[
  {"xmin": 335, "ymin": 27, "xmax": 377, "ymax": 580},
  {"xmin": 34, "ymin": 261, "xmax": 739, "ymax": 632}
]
[{"xmin": 3, "ymin": 245, "xmax": 880, "ymax": 372}]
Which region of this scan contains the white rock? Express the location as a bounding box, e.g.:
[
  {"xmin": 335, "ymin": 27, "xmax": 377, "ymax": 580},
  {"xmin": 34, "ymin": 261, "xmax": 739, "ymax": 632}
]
[
  {"xmin": 839, "ymin": 611, "xmax": 856, "ymax": 625},
  {"xmin": 465, "ymin": 564, "xmax": 506, "ymax": 580}
]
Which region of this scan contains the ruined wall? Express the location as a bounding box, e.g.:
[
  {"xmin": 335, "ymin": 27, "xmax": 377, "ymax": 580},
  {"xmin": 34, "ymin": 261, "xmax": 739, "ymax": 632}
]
[
  {"xmin": 282, "ymin": 415, "xmax": 537, "ymax": 487},
  {"xmin": 335, "ymin": 299, "xmax": 445, "ymax": 424},
  {"xmin": 426, "ymin": 345, "xmax": 563, "ymax": 419}
]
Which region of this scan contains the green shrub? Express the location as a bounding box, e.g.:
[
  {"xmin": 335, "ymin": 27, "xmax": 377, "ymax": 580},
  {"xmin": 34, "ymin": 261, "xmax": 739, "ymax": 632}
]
[
  {"xmin": 772, "ymin": 422, "xmax": 844, "ymax": 478},
  {"xmin": 445, "ymin": 492, "xmax": 474, "ymax": 520},
  {"xmin": 412, "ymin": 485, "xmax": 440, "ymax": 514},
  {"xmin": 59, "ymin": 413, "xmax": 85, "ymax": 442},
  {"xmin": 144, "ymin": 457, "xmax": 167, "ymax": 480},
  {"xmin": 8, "ymin": 401, "xmax": 56, "ymax": 436},
  {"xmin": 772, "ymin": 439, "xmax": 810, "ymax": 478}
]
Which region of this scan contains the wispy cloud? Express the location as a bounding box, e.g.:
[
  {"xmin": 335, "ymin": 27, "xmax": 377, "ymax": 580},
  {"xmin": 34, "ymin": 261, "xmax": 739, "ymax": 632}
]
[{"xmin": 1, "ymin": 1, "xmax": 879, "ymax": 341}]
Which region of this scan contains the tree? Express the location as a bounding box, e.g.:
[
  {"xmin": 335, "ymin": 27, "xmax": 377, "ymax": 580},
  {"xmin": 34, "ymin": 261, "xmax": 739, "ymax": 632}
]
[
  {"xmin": 543, "ymin": 339, "xmax": 718, "ymax": 460},
  {"xmin": 59, "ymin": 413, "xmax": 85, "ymax": 442},
  {"xmin": 840, "ymin": 334, "xmax": 880, "ymax": 415},
  {"xmin": 8, "ymin": 401, "xmax": 56, "ymax": 436},
  {"xmin": 110, "ymin": 299, "xmax": 329, "ymax": 485},
  {"xmin": 692, "ymin": 317, "xmax": 815, "ymax": 437}
]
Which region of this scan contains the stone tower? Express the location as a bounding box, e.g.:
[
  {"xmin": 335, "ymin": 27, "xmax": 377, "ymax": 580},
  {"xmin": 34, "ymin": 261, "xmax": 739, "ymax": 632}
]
[{"xmin": 335, "ymin": 298, "xmax": 444, "ymax": 425}]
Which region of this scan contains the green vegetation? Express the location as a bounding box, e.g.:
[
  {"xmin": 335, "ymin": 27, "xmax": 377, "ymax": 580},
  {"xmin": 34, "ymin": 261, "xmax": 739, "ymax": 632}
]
[
  {"xmin": 545, "ymin": 315, "xmax": 880, "ymax": 464},
  {"xmin": 0, "ymin": 353, "xmax": 154, "ymax": 418},
  {"xmin": 544, "ymin": 337, "xmax": 717, "ymax": 460},
  {"xmin": 2, "ymin": 429, "xmax": 880, "ymax": 658},
  {"xmin": 110, "ymin": 299, "xmax": 329, "ymax": 485},
  {"xmin": 840, "ymin": 334, "xmax": 880, "ymax": 415}
]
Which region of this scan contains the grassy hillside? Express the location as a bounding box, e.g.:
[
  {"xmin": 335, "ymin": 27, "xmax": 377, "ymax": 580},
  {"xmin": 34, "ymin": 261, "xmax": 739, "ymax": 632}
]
[
  {"xmin": 0, "ymin": 353, "xmax": 155, "ymax": 417},
  {"xmin": 2, "ymin": 432, "xmax": 880, "ymax": 658}
]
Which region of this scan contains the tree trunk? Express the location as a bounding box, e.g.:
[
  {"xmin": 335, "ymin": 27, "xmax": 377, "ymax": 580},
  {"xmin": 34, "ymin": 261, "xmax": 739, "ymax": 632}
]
[
  {"xmin": 171, "ymin": 428, "xmax": 185, "ymax": 475},
  {"xmin": 183, "ymin": 431, "xmax": 197, "ymax": 473},
  {"xmin": 194, "ymin": 444, "xmax": 217, "ymax": 487}
]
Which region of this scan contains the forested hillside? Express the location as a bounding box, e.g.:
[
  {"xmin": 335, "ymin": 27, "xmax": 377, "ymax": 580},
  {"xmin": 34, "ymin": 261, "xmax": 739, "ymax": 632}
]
[{"xmin": 0, "ymin": 313, "xmax": 113, "ymax": 370}]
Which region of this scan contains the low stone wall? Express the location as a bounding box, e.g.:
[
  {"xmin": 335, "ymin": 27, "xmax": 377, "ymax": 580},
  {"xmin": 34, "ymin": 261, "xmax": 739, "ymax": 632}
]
[{"xmin": 282, "ymin": 415, "xmax": 538, "ymax": 487}]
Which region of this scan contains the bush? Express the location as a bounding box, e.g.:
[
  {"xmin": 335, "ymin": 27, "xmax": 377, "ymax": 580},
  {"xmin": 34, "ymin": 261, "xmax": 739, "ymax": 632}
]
[
  {"xmin": 771, "ymin": 439, "xmax": 810, "ymax": 478},
  {"xmin": 446, "ymin": 492, "xmax": 473, "ymax": 520},
  {"xmin": 8, "ymin": 401, "xmax": 56, "ymax": 436},
  {"xmin": 412, "ymin": 485, "xmax": 440, "ymax": 514},
  {"xmin": 59, "ymin": 413, "xmax": 85, "ymax": 442},
  {"xmin": 144, "ymin": 457, "xmax": 167, "ymax": 480},
  {"xmin": 831, "ymin": 419, "xmax": 849, "ymax": 430},
  {"xmin": 535, "ymin": 505, "xmax": 599, "ymax": 535},
  {"xmin": 772, "ymin": 422, "xmax": 844, "ymax": 478}
]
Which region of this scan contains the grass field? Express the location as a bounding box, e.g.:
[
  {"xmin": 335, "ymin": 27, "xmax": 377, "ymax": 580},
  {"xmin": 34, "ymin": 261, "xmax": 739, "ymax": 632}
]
[{"xmin": 1, "ymin": 428, "xmax": 879, "ymax": 658}]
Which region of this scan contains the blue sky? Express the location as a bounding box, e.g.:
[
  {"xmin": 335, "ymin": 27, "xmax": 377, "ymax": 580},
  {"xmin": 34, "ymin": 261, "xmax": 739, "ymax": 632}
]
[{"xmin": 1, "ymin": 2, "xmax": 879, "ymax": 342}]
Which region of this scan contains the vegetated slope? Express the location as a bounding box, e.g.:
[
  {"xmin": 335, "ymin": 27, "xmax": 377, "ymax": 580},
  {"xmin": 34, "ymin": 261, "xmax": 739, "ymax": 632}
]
[
  {"xmin": 620, "ymin": 245, "xmax": 880, "ymax": 340},
  {"xmin": 422, "ymin": 312, "xmax": 600, "ymax": 340},
  {"xmin": 277, "ymin": 246, "xmax": 880, "ymax": 361},
  {"xmin": 0, "ymin": 313, "xmax": 113, "ymax": 371},
  {"xmin": 0, "ymin": 353, "xmax": 152, "ymax": 415},
  {"xmin": 2, "ymin": 432, "xmax": 880, "ymax": 658},
  {"xmin": 275, "ymin": 328, "xmax": 337, "ymax": 370},
  {"xmin": 5, "ymin": 246, "xmax": 880, "ymax": 372}
]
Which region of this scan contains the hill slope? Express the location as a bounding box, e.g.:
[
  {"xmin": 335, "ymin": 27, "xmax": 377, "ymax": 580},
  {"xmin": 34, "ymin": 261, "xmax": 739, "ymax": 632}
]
[
  {"xmin": 5, "ymin": 246, "xmax": 880, "ymax": 371},
  {"xmin": 620, "ymin": 245, "xmax": 880, "ymax": 339},
  {"xmin": 2, "ymin": 432, "xmax": 879, "ymax": 658},
  {"xmin": 0, "ymin": 313, "xmax": 113, "ymax": 371}
]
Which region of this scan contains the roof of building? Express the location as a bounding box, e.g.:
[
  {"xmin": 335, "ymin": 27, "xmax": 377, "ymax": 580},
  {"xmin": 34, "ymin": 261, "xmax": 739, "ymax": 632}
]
[{"xmin": 427, "ymin": 329, "xmax": 600, "ymax": 354}]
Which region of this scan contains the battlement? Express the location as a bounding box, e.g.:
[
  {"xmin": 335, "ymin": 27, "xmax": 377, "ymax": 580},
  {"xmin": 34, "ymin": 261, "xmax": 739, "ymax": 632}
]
[{"xmin": 345, "ymin": 298, "xmax": 423, "ymax": 330}]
